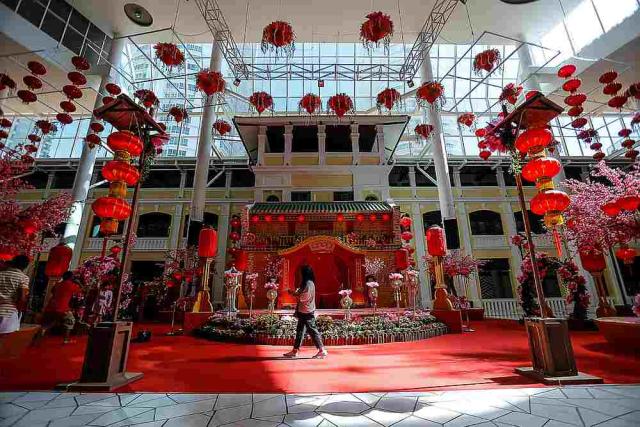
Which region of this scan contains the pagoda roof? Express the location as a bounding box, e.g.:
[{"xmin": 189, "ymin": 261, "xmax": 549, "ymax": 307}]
[{"xmin": 249, "ymin": 201, "xmax": 394, "ymax": 214}]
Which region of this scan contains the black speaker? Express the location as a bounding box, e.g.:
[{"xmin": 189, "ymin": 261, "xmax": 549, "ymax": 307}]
[{"xmin": 444, "ymin": 218, "xmax": 460, "ymax": 250}]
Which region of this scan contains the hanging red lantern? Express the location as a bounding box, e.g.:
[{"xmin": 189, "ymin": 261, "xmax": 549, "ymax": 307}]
[
  {"xmin": 625, "ymin": 82, "xmax": 639, "ymax": 100},
  {"xmin": 0, "ymin": 118, "xmax": 11, "ymax": 128},
  {"xmin": 261, "ymin": 21, "xmax": 296, "ymax": 57},
  {"xmin": 567, "ymin": 106, "xmax": 583, "ymax": 117},
  {"xmin": 426, "ymin": 225, "xmax": 447, "ymax": 257},
  {"xmin": 327, "ymin": 93, "xmax": 354, "ymax": 118},
  {"xmin": 67, "ymin": 71, "xmax": 87, "ymax": 86},
  {"xmin": 27, "ymin": 134, "xmax": 41, "ymax": 143},
  {"xmin": 515, "ymin": 128, "xmax": 553, "ymax": 155},
  {"xmin": 499, "ymin": 83, "xmax": 522, "ymax": 105},
  {"xmin": 603, "ymin": 82, "xmax": 622, "ymax": 96},
  {"xmin": 298, "ymin": 93, "xmax": 322, "ymax": 115},
  {"xmin": 479, "ymin": 150, "xmax": 491, "ymax": 160},
  {"xmin": 134, "ymin": 89, "xmax": 158, "ymax": 108},
  {"xmin": 530, "ymin": 190, "xmax": 570, "ymax": 216},
  {"xmin": 102, "ymin": 160, "xmax": 140, "ymax": 186},
  {"xmin": 618, "ymin": 195, "xmax": 640, "ymax": 211},
  {"xmin": 27, "ymin": 61, "xmax": 47, "ymax": 76},
  {"xmin": 213, "ymin": 119, "xmax": 232, "ymax": 136},
  {"xmin": 564, "ymin": 93, "xmax": 587, "ymax": 107},
  {"xmin": 196, "ymin": 70, "xmax": 225, "ymax": 96},
  {"xmin": 107, "ymin": 130, "xmax": 143, "ymax": 157},
  {"xmin": 376, "ymin": 88, "xmax": 402, "ymax": 112},
  {"xmin": 395, "ymin": 248, "xmax": 409, "ymax": 270},
  {"xmin": 336, "ymin": 213, "xmax": 345, "ymax": 223},
  {"xmin": 625, "ymin": 149, "xmax": 639, "ymax": 160},
  {"xmin": 598, "ymin": 70, "xmax": 618, "ymax": 84},
  {"xmin": 621, "ymin": 139, "xmax": 635, "ymax": 149},
  {"xmin": 230, "ymin": 218, "xmax": 241, "ymax": 228},
  {"xmin": 85, "ymin": 133, "xmax": 101, "ymax": 148},
  {"xmin": 104, "ymin": 83, "xmax": 121, "ymax": 96},
  {"xmin": 360, "ymin": 11, "xmax": 393, "ymax": 52},
  {"xmin": 561, "ymin": 78, "xmax": 581, "ymax": 93},
  {"xmin": 249, "ymin": 91, "xmax": 274, "ymax": 114},
  {"xmin": 62, "ymin": 85, "xmax": 82, "ymax": 100},
  {"xmin": 22, "ymin": 75, "xmax": 42, "ymax": 90},
  {"xmin": 56, "ymin": 113, "xmax": 73, "ymax": 126},
  {"xmin": 71, "ymin": 56, "xmax": 90, "ymax": 71},
  {"xmin": 619, "ymin": 128, "xmax": 632, "ymax": 138},
  {"xmin": 277, "ymin": 214, "xmax": 285, "ymax": 222},
  {"xmin": 615, "ymin": 245, "xmax": 636, "ymax": 265},
  {"xmin": 601, "ymin": 201, "xmax": 621, "ymax": 217},
  {"xmin": 0, "ymin": 74, "xmax": 16, "ymax": 93},
  {"xmin": 198, "ymin": 227, "xmax": 218, "ymax": 258},
  {"xmin": 264, "ymin": 214, "xmax": 272, "ymax": 223},
  {"xmin": 416, "ymin": 81, "xmax": 445, "ymax": 108},
  {"xmin": 473, "ymin": 48, "xmax": 501, "ymax": 75},
  {"xmin": 35, "ymin": 120, "xmax": 55, "ymax": 135},
  {"xmin": 92, "ymin": 196, "xmax": 132, "ymax": 221},
  {"xmin": 17, "ymin": 89, "xmax": 37, "ymax": 104},
  {"xmin": 475, "ymin": 128, "xmax": 486, "ymax": 138},
  {"xmin": 102, "ymin": 96, "xmax": 115, "ymax": 105},
  {"xmin": 0, "ymin": 130, "xmax": 7, "ymax": 140},
  {"xmin": 154, "ymin": 43, "xmax": 185, "ymax": 69},
  {"xmin": 593, "ymin": 151, "xmax": 606, "ymax": 161},
  {"xmin": 522, "ymin": 157, "xmax": 561, "ymax": 185},
  {"xmin": 399, "ymin": 216, "xmax": 412, "ymax": 228},
  {"xmin": 251, "ymin": 215, "xmax": 259, "ymax": 223},
  {"xmin": 577, "ymin": 128, "xmax": 598, "ymax": 142},
  {"xmin": 168, "ymin": 106, "xmax": 188, "ymax": 123},
  {"xmin": 24, "ymin": 144, "xmax": 38, "ymax": 154},
  {"xmin": 356, "ymin": 213, "xmax": 365, "ymax": 222},
  {"xmin": 229, "ymin": 231, "xmax": 240, "ymax": 242},
  {"xmin": 150, "ymin": 133, "xmax": 169, "ymax": 148},
  {"xmin": 401, "ymin": 231, "xmax": 413, "ymax": 241},
  {"xmin": 415, "ymin": 124, "xmax": 434, "ymax": 139},
  {"xmin": 297, "ymin": 214, "xmax": 305, "ymax": 223},
  {"xmin": 59, "ymin": 100, "xmax": 76, "ymax": 113},
  {"xmin": 45, "ymin": 244, "xmax": 73, "ymax": 277},
  {"xmin": 579, "ymin": 249, "xmax": 606, "ymax": 273},
  {"xmin": 457, "ymin": 113, "xmax": 476, "ymax": 128},
  {"xmin": 608, "ymin": 95, "xmax": 628, "ymax": 110},
  {"xmin": 110, "ymin": 246, "xmax": 122, "ymax": 255},
  {"xmin": 570, "ymin": 117, "xmax": 588, "ymax": 129},
  {"xmin": 90, "ymin": 122, "xmax": 104, "ymax": 133},
  {"xmin": 590, "ymin": 142, "xmax": 603, "ymax": 151},
  {"xmin": 557, "ymin": 64, "xmax": 576, "ymax": 78},
  {"xmin": 21, "ymin": 154, "xmax": 34, "ymax": 164}
]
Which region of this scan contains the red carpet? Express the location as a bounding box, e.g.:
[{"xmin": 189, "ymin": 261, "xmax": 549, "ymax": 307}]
[{"xmin": 1, "ymin": 320, "xmax": 639, "ymax": 393}]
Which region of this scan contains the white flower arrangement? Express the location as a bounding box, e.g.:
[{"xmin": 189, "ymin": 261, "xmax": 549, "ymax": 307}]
[
  {"xmin": 338, "ymin": 289, "xmax": 352, "ymax": 297},
  {"xmin": 265, "ymin": 282, "xmax": 279, "ymax": 290},
  {"xmin": 365, "ymin": 281, "xmax": 379, "ymax": 288},
  {"xmin": 388, "ymin": 272, "xmax": 403, "ymax": 280},
  {"xmin": 246, "ymin": 272, "xmax": 259, "ymax": 281},
  {"xmin": 406, "ymin": 269, "xmax": 418, "ymax": 277}
]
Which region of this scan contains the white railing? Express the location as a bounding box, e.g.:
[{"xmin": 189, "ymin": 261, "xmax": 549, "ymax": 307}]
[
  {"xmin": 472, "ymin": 235, "xmax": 508, "ymax": 248},
  {"xmin": 85, "ymin": 237, "xmax": 168, "ymax": 251},
  {"xmin": 482, "ymin": 297, "xmax": 569, "ymax": 320},
  {"xmin": 532, "ymin": 235, "xmax": 553, "ymax": 248}
]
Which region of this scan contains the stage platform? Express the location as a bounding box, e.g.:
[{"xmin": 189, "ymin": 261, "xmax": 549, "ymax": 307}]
[{"xmin": 235, "ymin": 308, "xmax": 401, "ymax": 318}]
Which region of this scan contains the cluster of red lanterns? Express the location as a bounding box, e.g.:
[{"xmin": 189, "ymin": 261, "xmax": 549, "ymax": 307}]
[
  {"xmin": 473, "ymin": 48, "xmax": 501, "ymax": 75},
  {"xmin": 261, "ymin": 21, "xmax": 296, "ymax": 57},
  {"xmin": 298, "ymin": 93, "xmax": 322, "ymax": 116},
  {"xmin": 599, "ymin": 70, "xmax": 627, "ymax": 110},
  {"xmin": 327, "ymin": 93, "xmax": 354, "ymax": 118},
  {"xmin": 103, "ymin": 82, "xmax": 122, "ymax": 106},
  {"xmin": 499, "ymin": 83, "xmax": 522, "ymax": 106},
  {"xmin": 399, "ymin": 215, "xmax": 413, "ymax": 243},
  {"xmin": 154, "ymin": 43, "xmax": 185, "ymax": 71},
  {"xmin": 92, "ymin": 131, "xmax": 143, "ymax": 235},
  {"xmin": 134, "ymin": 89, "xmax": 158, "ymax": 109},
  {"xmin": 249, "ymin": 91, "xmax": 274, "ymax": 115},
  {"xmin": 17, "ymin": 60, "xmax": 47, "ymax": 104},
  {"xmin": 360, "ymin": 11, "xmax": 394, "ymax": 53},
  {"xmin": 168, "ymin": 106, "xmax": 188, "ymax": 123},
  {"xmin": 196, "ymin": 69, "xmax": 225, "ymax": 97},
  {"xmin": 229, "ymin": 215, "xmax": 242, "ymax": 243},
  {"xmin": 86, "ymin": 121, "xmax": 104, "ymax": 149},
  {"xmin": 457, "ymin": 112, "xmax": 475, "ymax": 128},
  {"xmin": 416, "ymin": 81, "xmax": 445, "ymax": 109},
  {"xmin": 0, "ymin": 73, "xmax": 17, "ymax": 94},
  {"xmin": 601, "ymin": 194, "xmax": 640, "ymax": 218},
  {"xmin": 376, "ymin": 88, "xmax": 402, "ymax": 113},
  {"xmin": 213, "ymin": 119, "xmax": 232, "ymax": 136},
  {"xmin": 414, "ymin": 123, "xmax": 434, "ymax": 140},
  {"xmin": 618, "ymin": 127, "xmax": 637, "ymax": 161}
]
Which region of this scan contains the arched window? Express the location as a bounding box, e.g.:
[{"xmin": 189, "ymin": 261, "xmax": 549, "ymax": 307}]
[
  {"xmin": 266, "ymin": 194, "xmax": 280, "ymax": 202},
  {"xmin": 183, "ymin": 212, "xmax": 219, "ymax": 237},
  {"xmin": 514, "ymin": 210, "xmax": 545, "ymax": 235},
  {"xmin": 90, "ymin": 216, "xmax": 125, "ymax": 237},
  {"xmin": 364, "ymin": 194, "xmax": 379, "ymax": 201},
  {"xmin": 469, "ymin": 210, "xmax": 504, "ymax": 235},
  {"xmin": 137, "ymin": 212, "xmax": 172, "ymax": 238},
  {"xmin": 422, "ymin": 211, "xmax": 442, "ymax": 230}
]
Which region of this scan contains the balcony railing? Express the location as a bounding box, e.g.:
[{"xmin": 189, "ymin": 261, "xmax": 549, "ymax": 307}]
[
  {"xmin": 241, "ymin": 231, "xmax": 401, "ymax": 251},
  {"xmin": 86, "ymin": 237, "xmax": 168, "ymax": 251},
  {"xmin": 472, "ymin": 235, "xmax": 508, "ymax": 248},
  {"xmin": 481, "ymin": 297, "xmax": 615, "ymax": 320}
]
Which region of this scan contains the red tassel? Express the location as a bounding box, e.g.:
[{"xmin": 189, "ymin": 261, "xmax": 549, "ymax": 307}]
[{"xmin": 553, "ymin": 228, "xmax": 563, "ymax": 258}]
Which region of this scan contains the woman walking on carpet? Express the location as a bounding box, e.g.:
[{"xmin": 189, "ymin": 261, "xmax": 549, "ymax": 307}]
[{"xmin": 283, "ymin": 264, "xmax": 328, "ymax": 359}]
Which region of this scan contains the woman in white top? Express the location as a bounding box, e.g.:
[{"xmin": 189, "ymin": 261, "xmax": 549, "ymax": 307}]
[{"xmin": 283, "ymin": 264, "xmax": 328, "ymax": 359}]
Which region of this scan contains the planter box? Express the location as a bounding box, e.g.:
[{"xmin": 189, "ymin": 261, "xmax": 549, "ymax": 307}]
[{"xmin": 596, "ymin": 317, "xmax": 640, "ymax": 351}]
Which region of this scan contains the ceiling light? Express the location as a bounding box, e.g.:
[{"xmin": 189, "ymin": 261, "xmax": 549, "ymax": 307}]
[{"xmin": 124, "ymin": 3, "xmax": 153, "ymax": 27}]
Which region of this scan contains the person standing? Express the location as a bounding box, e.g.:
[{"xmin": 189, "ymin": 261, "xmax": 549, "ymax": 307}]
[
  {"xmin": 42, "ymin": 271, "xmax": 82, "ymax": 344},
  {"xmin": 283, "ymin": 264, "xmax": 328, "ymax": 359},
  {"xmin": 0, "ymin": 255, "xmax": 30, "ymax": 334}
]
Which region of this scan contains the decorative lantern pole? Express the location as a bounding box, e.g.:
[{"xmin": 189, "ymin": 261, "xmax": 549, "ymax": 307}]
[
  {"xmin": 579, "ymin": 249, "xmax": 616, "ymax": 317},
  {"xmin": 193, "ymin": 227, "xmax": 217, "ymax": 312},
  {"xmin": 224, "ymin": 265, "xmax": 243, "ymax": 318},
  {"xmin": 427, "ymin": 225, "xmax": 453, "ymax": 310}
]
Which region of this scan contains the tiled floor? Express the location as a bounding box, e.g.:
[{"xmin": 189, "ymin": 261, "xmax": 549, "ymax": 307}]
[{"xmin": 0, "ymin": 385, "xmax": 639, "ymax": 427}]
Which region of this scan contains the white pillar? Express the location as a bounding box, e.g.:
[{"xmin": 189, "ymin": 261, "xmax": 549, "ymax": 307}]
[
  {"xmin": 421, "ymin": 53, "xmax": 455, "ymax": 219},
  {"xmin": 168, "ymin": 204, "xmax": 183, "ymax": 250},
  {"xmin": 351, "ymin": 123, "xmax": 359, "ymax": 165},
  {"xmin": 411, "ymin": 203, "xmax": 431, "ymax": 308},
  {"xmin": 190, "ymin": 42, "xmax": 222, "ymax": 228},
  {"xmin": 224, "ymin": 169, "xmax": 232, "ymax": 199},
  {"xmin": 257, "ymin": 125, "xmax": 267, "ymax": 166},
  {"xmin": 376, "ymin": 124, "xmax": 385, "ymax": 165},
  {"xmin": 408, "ymin": 166, "xmax": 417, "ymax": 199},
  {"xmin": 318, "ymin": 124, "xmax": 326, "ymax": 165},
  {"xmin": 284, "ymin": 125, "xmax": 293, "ymax": 165},
  {"xmin": 213, "ymin": 204, "xmax": 230, "ymax": 305},
  {"xmin": 61, "ymin": 36, "xmax": 126, "ymax": 258}
]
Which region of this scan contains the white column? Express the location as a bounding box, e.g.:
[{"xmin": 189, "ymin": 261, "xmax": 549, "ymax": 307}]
[
  {"xmin": 257, "ymin": 125, "xmax": 267, "ymax": 166},
  {"xmin": 284, "ymin": 125, "xmax": 293, "ymax": 165},
  {"xmin": 408, "ymin": 166, "xmax": 417, "ymax": 199},
  {"xmin": 411, "ymin": 203, "xmax": 431, "ymax": 308},
  {"xmin": 376, "ymin": 124, "xmax": 385, "ymax": 165},
  {"xmin": 421, "ymin": 53, "xmax": 455, "ymax": 219},
  {"xmin": 351, "ymin": 123, "xmax": 359, "ymax": 165},
  {"xmin": 224, "ymin": 169, "xmax": 232, "ymax": 199},
  {"xmin": 318, "ymin": 124, "xmax": 326, "ymax": 165},
  {"xmin": 190, "ymin": 42, "xmax": 222, "ymax": 226},
  {"xmin": 213, "ymin": 204, "xmax": 230, "ymax": 305},
  {"xmin": 168, "ymin": 204, "xmax": 183, "ymax": 250},
  {"xmin": 61, "ymin": 36, "xmax": 126, "ymax": 256}
]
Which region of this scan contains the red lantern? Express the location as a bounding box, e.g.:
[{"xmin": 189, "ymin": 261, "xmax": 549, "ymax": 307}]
[
  {"xmin": 21, "ymin": 154, "xmax": 34, "ymax": 164},
  {"xmin": 229, "ymin": 231, "xmax": 240, "ymax": 242},
  {"xmin": 525, "ymin": 90, "xmax": 540, "ymax": 100},
  {"xmin": 0, "ymin": 130, "xmax": 7, "ymax": 140},
  {"xmin": 426, "ymin": 226, "xmax": 447, "ymax": 257},
  {"xmin": 298, "ymin": 93, "xmax": 322, "ymax": 115},
  {"xmin": 198, "ymin": 227, "xmax": 218, "ymax": 258},
  {"xmin": 603, "ymin": 82, "xmax": 622, "ymax": 96},
  {"xmin": 90, "ymin": 122, "xmax": 104, "ymax": 133},
  {"xmin": 416, "ymin": 81, "xmax": 445, "ymax": 108},
  {"xmin": 579, "ymin": 249, "xmax": 606, "ymax": 273},
  {"xmin": 626, "ymin": 82, "xmax": 640, "ymax": 100},
  {"xmin": 67, "ymin": 71, "xmax": 87, "ymax": 86},
  {"xmin": 105, "ymin": 83, "xmax": 121, "ymax": 96},
  {"xmin": 0, "ymin": 246, "xmax": 17, "ymax": 262},
  {"xmin": 134, "ymin": 89, "xmax": 158, "ymax": 108},
  {"xmin": 619, "ymin": 128, "xmax": 632, "ymax": 138},
  {"xmin": 249, "ymin": 91, "xmax": 274, "ymax": 114},
  {"xmin": 45, "ymin": 244, "xmax": 73, "ymax": 277},
  {"xmin": 399, "ymin": 216, "xmax": 412, "ymax": 228},
  {"xmin": 562, "ymin": 78, "xmax": 581, "ymax": 93},
  {"xmin": 618, "ymin": 195, "xmax": 640, "ymax": 211},
  {"xmin": 376, "ymin": 88, "xmax": 401, "ymax": 112},
  {"xmin": 473, "ymin": 48, "xmax": 501, "ymax": 74},
  {"xmin": 577, "ymin": 128, "xmax": 598, "ymax": 142},
  {"xmin": 166, "ymin": 279, "xmax": 177, "ymax": 288},
  {"xmin": 327, "ymin": 93, "xmax": 354, "ymax": 118},
  {"xmin": 0, "ymin": 73, "xmax": 16, "ymax": 93},
  {"xmin": 0, "ymin": 118, "xmax": 12, "ymax": 128},
  {"xmin": 475, "ymin": 128, "xmax": 487, "ymax": 138},
  {"xmin": 607, "ymin": 95, "xmax": 627, "ymax": 110},
  {"xmin": 27, "ymin": 61, "xmax": 46, "ymax": 76},
  {"xmin": 557, "ymin": 64, "xmax": 576, "ymax": 78},
  {"xmin": 230, "ymin": 218, "xmax": 241, "ymax": 228},
  {"xmin": 598, "ymin": 70, "xmax": 618, "ymax": 84},
  {"xmin": 401, "ymin": 231, "xmax": 413, "ymax": 241},
  {"xmin": 264, "ymin": 214, "xmax": 272, "ymax": 223},
  {"xmin": 22, "ymin": 75, "xmax": 42, "ymax": 90},
  {"xmin": 261, "ymin": 21, "xmax": 295, "ymax": 56},
  {"xmin": 515, "ymin": 128, "xmax": 553, "ymax": 155},
  {"xmin": 522, "ymin": 157, "xmax": 561, "ymax": 184},
  {"xmin": 601, "ymin": 201, "xmax": 621, "ymax": 217},
  {"xmin": 168, "ymin": 106, "xmax": 187, "ymax": 123},
  {"xmin": 360, "ymin": 11, "xmax": 394, "ymax": 52},
  {"xmin": 102, "ymin": 160, "xmax": 140, "ymax": 186},
  {"xmin": 382, "ymin": 213, "xmax": 390, "ymax": 221},
  {"xmin": 297, "ymin": 214, "xmax": 305, "ymax": 223},
  {"xmin": 196, "ymin": 70, "xmax": 225, "ymax": 96},
  {"xmin": 457, "ymin": 113, "xmax": 476, "ymax": 128},
  {"xmin": 35, "ymin": 120, "xmax": 55, "ymax": 135},
  {"xmin": 107, "ymin": 131, "xmax": 143, "ymax": 157},
  {"xmin": 395, "ymin": 248, "xmax": 409, "ymax": 270},
  {"xmin": 213, "ymin": 119, "xmax": 232, "ymax": 136},
  {"xmin": 593, "ymin": 151, "xmax": 606, "ymax": 161},
  {"xmin": 24, "ymin": 144, "xmax": 38, "ymax": 154},
  {"xmin": 71, "ymin": 56, "xmax": 90, "ymax": 71},
  {"xmin": 621, "ymin": 139, "xmax": 635, "ymax": 149},
  {"xmin": 590, "ymin": 142, "xmax": 603, "ymax": 151},
  {"xmin": 17, "ymin": 89, "xmax": 37, "ymax": 104},
  {"xmin": 63, "ymin": 85, "xmax": 82, "ymax": 100},
  {"xmin": 27, "ymin": 134, "xmax": 41, "ymax": 143},
  {"xmin": 571, "ymin": 117, "xmax": 588, "ymax": 129},
  {"xmin": 479, "ymin": 150, "xmax": 491, "ymax": 160},
  {"xmin": 277, "ymin": 214, "xmax": 285, "ymax": 222},
  {"xmin": 85, "ymin": 133, "xmax": 101, "ymax": 148},
  {"xmin": 56, "ymin": 113, "xmax": 73, "ymax": 126},
  {"xmin": 336, "ymin": 213, "xmax": 345, "ymax": 223},
  {"xmin": 110, "ymin": 246, "xmax": 122, "ymax": 256},
  {"xmin": 356, "ymin": 214, "xmax": 365, "ymax": 222},
  {"xmin": 251, "ymin": 215, "xmax": 259, "ymax": 223},
  {"xmin": 567, "ymin": 106, "xmax": 583, "ymax": 117},
  {"xmin": 564, "ymin": 93, "xmax": 587, "ymax": 107},
  {"xmin": 92, "ymin": 197, "xmax": 132, "ymax": 220},
  {"xmin": 102, "ymin": 96, "xmax": 115, "ymax": 105},
  {"xmin": 414, "ymin": 124, "xmax": 434, "ymax": 139},
  {"xmin": 499, "ymin": 83, "xmax": 522, "ymax": 105},
  {"xmin": 530, "ymin": 190, "xmax": 570, "ymax": 216},
  {"xmin": 60, "ymin": 100, "xmax": 76, "ymax": 113},
  {"xmin": 154, "ymin": 43, "xmax": 185, "ymax": 69},
  {"xmin": 625, "ymin": 149, "xmax": 638, "ymax": 160},
  {"xmin": 615, "ymin": 245, "xmax": 636, "ymax": 265}
]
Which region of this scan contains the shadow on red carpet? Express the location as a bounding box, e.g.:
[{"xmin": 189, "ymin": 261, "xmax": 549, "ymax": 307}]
[{"xmin": 1, "ymin": 319, "xmax": 639, "ymax": 393}]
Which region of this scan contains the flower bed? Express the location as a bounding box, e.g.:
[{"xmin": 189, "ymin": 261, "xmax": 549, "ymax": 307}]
[{"xmin": 195, "ymin": 311, "xmax": 448, "ymax": 346}]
